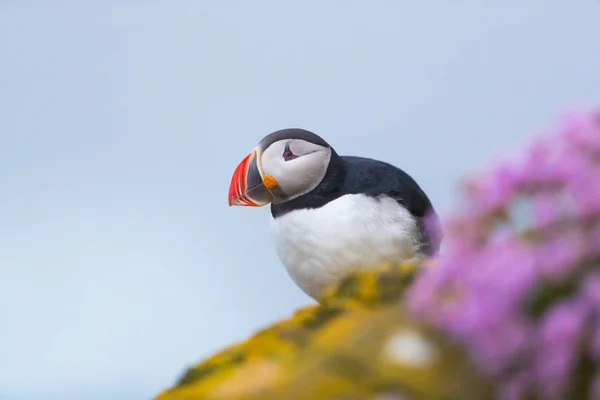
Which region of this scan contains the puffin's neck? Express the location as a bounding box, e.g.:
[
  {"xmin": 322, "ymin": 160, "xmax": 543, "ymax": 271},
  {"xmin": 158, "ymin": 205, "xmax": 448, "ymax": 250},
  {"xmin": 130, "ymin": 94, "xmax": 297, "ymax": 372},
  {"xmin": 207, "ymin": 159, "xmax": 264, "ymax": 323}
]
[{"xmin": 270, "ymin": 150, "xmax": 346, "ymax": 218}]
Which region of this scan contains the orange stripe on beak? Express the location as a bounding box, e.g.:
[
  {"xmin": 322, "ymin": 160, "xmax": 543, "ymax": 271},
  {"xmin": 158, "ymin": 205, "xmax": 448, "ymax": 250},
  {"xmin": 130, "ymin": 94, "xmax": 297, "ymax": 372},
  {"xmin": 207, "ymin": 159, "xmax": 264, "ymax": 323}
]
[{"xmin": 228, "ymin": 152, "xmax": 256, "ymax": 206}]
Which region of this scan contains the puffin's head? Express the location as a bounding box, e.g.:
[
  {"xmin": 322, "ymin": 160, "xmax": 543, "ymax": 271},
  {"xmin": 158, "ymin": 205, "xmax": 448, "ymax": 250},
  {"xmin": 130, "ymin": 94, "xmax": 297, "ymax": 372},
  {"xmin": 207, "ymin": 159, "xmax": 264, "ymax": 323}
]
[{"xmin": 228, "ymin": 128, "xmax": 333, "ymax": 207}]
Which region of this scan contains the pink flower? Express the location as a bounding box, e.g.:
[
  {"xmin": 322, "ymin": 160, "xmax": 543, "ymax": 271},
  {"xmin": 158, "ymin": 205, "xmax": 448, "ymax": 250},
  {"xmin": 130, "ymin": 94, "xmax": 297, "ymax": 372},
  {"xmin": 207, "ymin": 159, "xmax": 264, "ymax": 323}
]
[{"xmin": 408, "ymin": 108, "xmax": 600, "ymax": 399}]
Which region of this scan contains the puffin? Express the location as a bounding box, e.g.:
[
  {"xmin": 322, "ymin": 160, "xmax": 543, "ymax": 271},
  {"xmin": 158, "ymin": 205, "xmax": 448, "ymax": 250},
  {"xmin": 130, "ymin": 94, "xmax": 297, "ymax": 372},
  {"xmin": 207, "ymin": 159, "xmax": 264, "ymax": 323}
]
[{"xmin": 228, "ymin": 128, "xmax": 442, "ymax": 301}]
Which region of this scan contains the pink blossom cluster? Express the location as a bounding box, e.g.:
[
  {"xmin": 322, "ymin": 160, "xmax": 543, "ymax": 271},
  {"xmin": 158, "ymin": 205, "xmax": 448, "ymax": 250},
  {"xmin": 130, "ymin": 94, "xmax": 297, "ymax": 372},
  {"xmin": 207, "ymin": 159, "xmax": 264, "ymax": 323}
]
[{"xmin": 408, "ymin": 109, "xmax": 600, "ymax": 399}]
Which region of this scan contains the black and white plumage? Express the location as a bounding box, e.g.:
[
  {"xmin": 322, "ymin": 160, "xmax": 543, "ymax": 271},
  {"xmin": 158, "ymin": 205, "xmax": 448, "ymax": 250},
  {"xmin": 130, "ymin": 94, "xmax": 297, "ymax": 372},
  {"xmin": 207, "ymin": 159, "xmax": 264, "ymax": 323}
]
[{"xmin": 228, "ymin": 128, "xmax": 442, "ymax": 301}]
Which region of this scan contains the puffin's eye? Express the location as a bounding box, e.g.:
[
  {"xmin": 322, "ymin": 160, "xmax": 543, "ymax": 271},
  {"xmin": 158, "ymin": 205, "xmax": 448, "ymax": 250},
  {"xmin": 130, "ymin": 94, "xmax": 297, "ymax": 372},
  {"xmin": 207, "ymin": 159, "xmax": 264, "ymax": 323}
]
[{"xmin": 282, "ymin": 144, "xmax": 296, "ymax": 161}]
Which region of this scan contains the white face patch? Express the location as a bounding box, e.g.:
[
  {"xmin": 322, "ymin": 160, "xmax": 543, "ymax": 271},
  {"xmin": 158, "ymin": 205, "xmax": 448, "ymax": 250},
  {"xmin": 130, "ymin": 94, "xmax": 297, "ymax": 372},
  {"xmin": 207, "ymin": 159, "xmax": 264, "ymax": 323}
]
[{"xmin": 260, "ymin": 139, "xmax": 331, "ymax": 203}]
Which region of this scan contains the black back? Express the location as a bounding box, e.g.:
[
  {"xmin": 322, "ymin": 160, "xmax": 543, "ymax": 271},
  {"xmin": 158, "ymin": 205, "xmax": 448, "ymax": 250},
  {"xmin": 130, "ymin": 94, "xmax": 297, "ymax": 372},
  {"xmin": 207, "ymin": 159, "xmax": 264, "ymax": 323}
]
[{"xmin": 271, "ymin": 152, "xmax": 442, "ymax": 255}]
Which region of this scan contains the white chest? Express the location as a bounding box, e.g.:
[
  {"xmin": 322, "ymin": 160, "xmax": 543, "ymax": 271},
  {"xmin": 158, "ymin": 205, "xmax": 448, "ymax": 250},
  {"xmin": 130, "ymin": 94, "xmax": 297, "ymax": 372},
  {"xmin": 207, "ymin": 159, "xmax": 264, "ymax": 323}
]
[{"xmin": 269, "ymin": 194, "xmax": 422, "ymax": 301}]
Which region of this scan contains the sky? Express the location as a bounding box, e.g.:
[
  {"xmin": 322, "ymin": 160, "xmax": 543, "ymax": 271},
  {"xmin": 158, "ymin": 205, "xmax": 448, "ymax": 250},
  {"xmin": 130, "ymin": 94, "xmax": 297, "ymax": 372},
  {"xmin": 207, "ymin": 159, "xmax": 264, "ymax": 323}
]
[{"xmin": 0, "ymin": 2, "xmax": 599, "ymax": 400}]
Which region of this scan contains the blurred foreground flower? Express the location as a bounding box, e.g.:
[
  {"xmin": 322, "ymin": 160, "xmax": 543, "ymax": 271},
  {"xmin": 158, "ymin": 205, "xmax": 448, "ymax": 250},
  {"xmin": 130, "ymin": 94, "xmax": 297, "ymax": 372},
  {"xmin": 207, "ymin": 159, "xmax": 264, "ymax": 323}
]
[{"xmin": 409, "ymin": 108, "xmax": 600, "ymax": 400}]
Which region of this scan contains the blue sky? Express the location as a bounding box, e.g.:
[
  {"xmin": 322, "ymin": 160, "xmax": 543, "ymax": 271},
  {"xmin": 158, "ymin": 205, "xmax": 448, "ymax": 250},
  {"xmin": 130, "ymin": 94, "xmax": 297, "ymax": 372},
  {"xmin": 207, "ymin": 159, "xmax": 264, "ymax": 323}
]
[{"xmin": 1, "ymin": 2, "xmax": 599, "ymax": 400}]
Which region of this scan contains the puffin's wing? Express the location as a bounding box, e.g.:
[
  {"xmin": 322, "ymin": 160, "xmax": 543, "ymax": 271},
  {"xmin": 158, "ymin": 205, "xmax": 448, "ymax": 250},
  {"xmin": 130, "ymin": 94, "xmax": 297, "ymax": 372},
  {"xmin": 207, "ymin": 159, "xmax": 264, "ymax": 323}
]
[
  {"xmin": 386, "ymin": 188, "xmax": 443, "ymax": 256},
  {"xmin": 341, "ymin": 156, "xmax": 443, "ymax": 255}
]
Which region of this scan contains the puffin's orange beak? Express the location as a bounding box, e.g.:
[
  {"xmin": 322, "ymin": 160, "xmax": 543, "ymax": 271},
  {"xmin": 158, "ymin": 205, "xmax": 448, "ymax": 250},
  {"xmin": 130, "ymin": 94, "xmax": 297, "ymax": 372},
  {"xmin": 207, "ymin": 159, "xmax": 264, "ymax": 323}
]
[{"xmin": 228, "ymin": 149, "xmax": 275, "ymax": 207}]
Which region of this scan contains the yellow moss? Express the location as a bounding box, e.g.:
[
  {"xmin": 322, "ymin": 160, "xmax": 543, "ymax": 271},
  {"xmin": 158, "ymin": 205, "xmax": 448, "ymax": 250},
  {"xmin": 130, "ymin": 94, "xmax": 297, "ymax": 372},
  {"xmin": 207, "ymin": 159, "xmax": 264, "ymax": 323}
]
[
  {"xmin": 256, "ymin": 307, "xmax": 491, "ymax": 400},
  {"xmin": 155, "ymin": 261, "xmax": 492, "ymax": 400}
]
